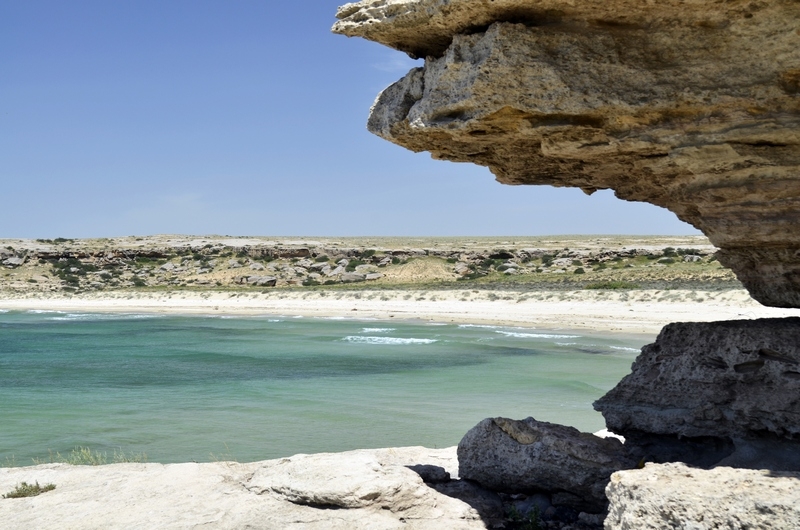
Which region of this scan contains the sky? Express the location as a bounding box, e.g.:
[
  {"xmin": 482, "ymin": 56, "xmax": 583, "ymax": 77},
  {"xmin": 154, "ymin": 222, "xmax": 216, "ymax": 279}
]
[{"xmin": 1, "ymin": 1, "xmax": 700, "ymax": 238}]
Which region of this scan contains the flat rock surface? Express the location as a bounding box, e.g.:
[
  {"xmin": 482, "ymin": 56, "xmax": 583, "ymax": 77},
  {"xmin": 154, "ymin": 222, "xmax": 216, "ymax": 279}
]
[
  {"xmin": 605, "ymin": 462, "xmax": 800, "ymax": 530},
  {"xmin": 0, "ymin": 446, "xmax": 491, "ymax": 529}
]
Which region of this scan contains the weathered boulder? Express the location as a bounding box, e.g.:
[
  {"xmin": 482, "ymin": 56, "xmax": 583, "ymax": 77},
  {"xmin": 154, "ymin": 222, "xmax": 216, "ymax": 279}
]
[
  {"xmin": 595, "ymin": 318, "xmax": 800, "ymax": 458},
  {"xmin": 340, "ymin": 272, "xmax": 366, "ymax": 282},
  {"xmin": 2, "ymin": 257, "xmax": 24, "ymax": 267},
  {"xmin": 595, "ymin": 318, "xmax": 800, "ymax": 471},
  {"xmin": 334, "ymin": 0, "xmax": 800, "ymax": 308},
  {"xmin": 605, "ymin": 463, "xmax": 800, "ymax": 530},
  {"xmin": 457, "ymin": 417, "xmax": 636, "ymax": 512},
  {"xmin": 235, "ymin": 275, "xmax": 278, "ymax": 286}
]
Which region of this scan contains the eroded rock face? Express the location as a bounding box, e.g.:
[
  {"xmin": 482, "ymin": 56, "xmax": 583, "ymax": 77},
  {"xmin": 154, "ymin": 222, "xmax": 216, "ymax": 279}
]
[
  {"xmin": 334, "ymin": 0, "xmax": 800, "ymax": 308},
  {"xmin": 595, "ymin": 318, "xmax": 800, "ymax": 439},
  {"xmin": 457, "ymin": 417, "xmax": 636, "ymax": 512},
  {"xmin": 595, "ymin": 318, "xmax": 800, "ymax": 471},
  {"xmin": 605, "ymin": 463, "xmax": 800, "ymax": 530}
]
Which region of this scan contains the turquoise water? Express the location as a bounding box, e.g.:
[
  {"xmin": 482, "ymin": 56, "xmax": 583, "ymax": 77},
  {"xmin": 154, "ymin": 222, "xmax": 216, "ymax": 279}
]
[{"xmin": 0, "ymin": 310, "xmax": 646, "ymax": 464}]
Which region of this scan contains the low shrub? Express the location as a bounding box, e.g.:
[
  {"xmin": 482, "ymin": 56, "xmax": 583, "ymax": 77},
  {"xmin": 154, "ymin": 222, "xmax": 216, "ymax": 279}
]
[
  {"xmin": 32, "ymin": 446, "xmax": 147, "ymax": 466},
  {"xmin": 3, "ymin": 481, "xmax": 55, "ymax": 499},
  {"xmin": 574, "ymin": 268, "xmax": 585, "ymax": 274},
  {"xmin": 585, "ymin": 281, "xmax": 639, "ymax": 290},
  {"xmin": 345, "ymin": 259, "xmax": 366, "ymax": 272}
]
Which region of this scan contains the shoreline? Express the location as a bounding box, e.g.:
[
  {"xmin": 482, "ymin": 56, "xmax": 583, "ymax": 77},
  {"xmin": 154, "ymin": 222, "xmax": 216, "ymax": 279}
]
[{"xmin": 2, "ymin": 287, "xmax": 798, "ymax": 336}]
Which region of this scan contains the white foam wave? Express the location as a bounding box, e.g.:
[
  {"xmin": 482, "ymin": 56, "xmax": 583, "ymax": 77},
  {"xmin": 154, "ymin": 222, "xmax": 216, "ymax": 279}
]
[
  {"xmin": 27, "ymin": 309, "xmax": 64, "ymax": 314},
  {"xmin": 342, "ymin": 336, "xmax": 438, "ymax": 345},
  {"xmin": 609, "ymin": 346, "xmax": 640, "ymax": 352},
  {"xmin": 48, "ymin": 312, "xmax": 161, "ymax": 321},
  {"xmin": 267, "ymin": 319, "xmax": 282, "ymax": 323},
  {"xmin": 361, "ymin": 328, "xmax": 395, "ymax": 333},
  {"xmin": 458, "ymin": 324, "xmax": 500, "ymax": 329},
  {"xmin": 555, "ymin": 342, "xmax": 578, "ymax": 346},
  {"xmin": 495, "ymin": 331, "xmax": 580, "ymax": 339}
]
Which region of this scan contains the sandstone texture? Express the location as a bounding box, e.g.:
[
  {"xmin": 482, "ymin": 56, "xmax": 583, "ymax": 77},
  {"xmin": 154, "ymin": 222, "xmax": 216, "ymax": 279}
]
[
  {"xmin": 334, "ymin": 0, "xmax": 800, "ymax": 308},
  {"xmin": 458, "ymin": 417, "xmax": 635, "ymax": 512},
  {"xmin": 0, "ymin": 447, "xmax": 496, "ymax": 530},
  {"xmin": 605, "ymin": 462, "xmax": 800, "ymax": 530}
]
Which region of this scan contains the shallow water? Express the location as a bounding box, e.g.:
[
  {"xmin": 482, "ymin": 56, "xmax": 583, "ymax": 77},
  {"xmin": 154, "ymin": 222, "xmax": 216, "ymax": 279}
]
[{"xmin": 0, "ymin": 311, "xmax": 646, "ymax": 464}]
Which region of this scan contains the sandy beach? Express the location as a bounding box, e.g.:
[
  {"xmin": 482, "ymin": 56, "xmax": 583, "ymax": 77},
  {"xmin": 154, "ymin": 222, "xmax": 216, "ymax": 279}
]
[{"xmin": 2, "ymin": 288, "xmax": 798, "ymax": 336}]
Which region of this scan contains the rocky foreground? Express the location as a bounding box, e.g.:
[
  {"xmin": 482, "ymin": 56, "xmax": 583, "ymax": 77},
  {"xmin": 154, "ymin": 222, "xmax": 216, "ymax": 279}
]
[{"xmin": 3, "ymin": 446, "xmax": 798, "ymax": 530}]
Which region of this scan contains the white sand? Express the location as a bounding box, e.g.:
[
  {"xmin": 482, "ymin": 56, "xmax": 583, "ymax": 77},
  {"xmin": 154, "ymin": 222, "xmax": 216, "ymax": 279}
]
[{"xmin": 2, "ymin": 288, "xmax": 798, "ymax": 336}]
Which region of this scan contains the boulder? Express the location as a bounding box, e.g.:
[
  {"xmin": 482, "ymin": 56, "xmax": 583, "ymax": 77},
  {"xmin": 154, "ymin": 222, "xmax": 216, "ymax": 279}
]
[
  {"xmin": 2, "ymin": 257, "xmax": 24, "ymax": 267},
  {"xmin": 457, "ymin": 417, "xmax": 636, "ymax": 512},
  {"xmin": 249, "ymin": 262, "xmax": 265, "ymax": 271},
  {"xmin": 605, "ymin": 463, "xmax": 800, "ymax": 530},
  {"xmin": 326, "ymin": 265, "xmax": 345, "ymax": 277},
  {"xmin": 595, "ymin": 319, "xmax": 800, "ymax": 442},
  {"xmin": 454, "ymin": 262, "xmax": 470, "ymax": 275},
  {"xmin": 340, "ymin": 272, "xmax": 366, "ymax": 283},
  {"xmin": 334, "ymin": 0, "xmax": 800, "ymax": 308},
  {"xmin": 236, "ymin": 275, "xmax": 277, "ymax": 287}
]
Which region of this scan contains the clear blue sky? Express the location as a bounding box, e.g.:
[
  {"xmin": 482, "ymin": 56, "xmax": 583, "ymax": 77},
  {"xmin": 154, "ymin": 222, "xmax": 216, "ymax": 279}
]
[{"xmin": 1, "ymin": 1, "xmax": 699, "ymax": 238}]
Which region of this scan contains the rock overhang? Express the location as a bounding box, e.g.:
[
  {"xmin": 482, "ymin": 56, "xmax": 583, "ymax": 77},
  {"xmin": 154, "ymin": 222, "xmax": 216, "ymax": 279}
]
[{"xmin": 334, "ymin": 0, "xmax": 800, "ymax": 308}]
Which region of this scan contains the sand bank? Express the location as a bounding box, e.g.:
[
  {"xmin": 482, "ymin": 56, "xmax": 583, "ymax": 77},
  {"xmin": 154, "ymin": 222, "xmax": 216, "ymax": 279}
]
[{"xmin": 2, "ymin": 288, "xmax": 798, "ymax": 336}]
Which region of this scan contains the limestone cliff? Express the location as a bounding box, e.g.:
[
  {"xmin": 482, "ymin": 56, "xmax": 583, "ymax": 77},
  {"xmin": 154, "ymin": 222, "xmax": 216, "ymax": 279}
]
[{"xmin": 334, "ymin": 0, "xmax": 800, "ymax": 308}]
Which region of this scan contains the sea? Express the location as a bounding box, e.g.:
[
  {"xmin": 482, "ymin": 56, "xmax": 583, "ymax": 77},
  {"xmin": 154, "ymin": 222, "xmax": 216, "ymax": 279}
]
[{"xmin": 0, "ymin": 310, "xmax": 646, "ymax": 465}]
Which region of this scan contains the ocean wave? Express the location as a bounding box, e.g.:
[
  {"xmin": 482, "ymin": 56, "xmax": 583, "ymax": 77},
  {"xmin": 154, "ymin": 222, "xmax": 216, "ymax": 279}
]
[
  {"xmin": 495, "ymin": 331, "xmax": 580, "ymax": 339},
  {"xmin": 342, "ymin": 336, "xmax": 438, "ymax": 345},
  {"xmin": 27, "ymin": 309, "xmax": 64, "ymax": 314},
  {"xmin": 555, "ymin": 342, "xmax": 578, "ymax": 346},
  {"xmin": 458, "ymin": 324, "xmax": 500, "ymax": 329},
  {"xmin": 49, "ymin": 312, "xmax": 161, "ymax": 321},
  {"xmin": 267, "ymin": 319, "xmax": 282, "ymax": 323},
  {"xmin": 361, "ymin": 328, "xmax": 395, "ymax": 333},
  {"xmin": 609, "ymin": 346, "xmax": 640, "ymax": 352}
]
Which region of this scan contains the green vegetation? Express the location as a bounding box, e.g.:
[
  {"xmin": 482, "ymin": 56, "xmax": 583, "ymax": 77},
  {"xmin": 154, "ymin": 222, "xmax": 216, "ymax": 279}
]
[
  {"xmin": 35, "ymin": 237, "xmax": 74, "ymax": 245},
  {"xmin": 3, "ymin": 481, "xmax": 56, "ymax": 499},
  {"xmin": 345, "ymin": 259, "xmax": 366, "ymax": 272},
  {"xmin": 31, "ymin": 446, "xmax": 148, "ymax": 466},
  {"xmin": 506, "ymin": 504, "xmax": 542, "ymax": 530},
  {"xmin": 574, "ymin": 267, "xmax": 585, "ymax": 274},
  {"xmin": 585, "ymin": 281, "xmax": 640, "ymax": 290}
]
